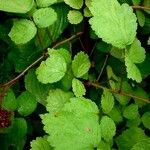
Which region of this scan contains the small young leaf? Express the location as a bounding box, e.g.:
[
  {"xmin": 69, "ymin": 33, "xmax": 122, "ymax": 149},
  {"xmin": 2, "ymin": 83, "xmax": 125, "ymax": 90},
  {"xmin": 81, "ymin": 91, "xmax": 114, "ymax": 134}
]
[
  {"xmin": 89, "ymin": 0, "xmax": 137, "ymax": 48},
  {"xmin": 101, "ymin": 89, "xmax": 114, "ymax": 114},
  {"xmin": 36, "ymin": 49, "xmax": 67, "ymax": 84},
  {"xmin": 8, "ymin": 19, "xmax": 37, "ymax": 44},
  {"xmin": 17, "ymin": 91, "xmax": 37, "ymax": 116},
  {"xmin": 100, "ymin": 116, "xmax": 116, "ymax": 142},
  {"xmin": 136, "ymin": 10, "xmax": 145, "ymax": 27},
  {"xmin": 64, "ymin": 0, "xmax": 83, "ymax": 9},
  {"xmin": 36, "ymin": 0, "xmax": 57, "ymax": 7},
  {"xmin": 72, "ymin": 78, "xmax": 86, "ymax": 97},
  {"xmin": 72, "ymin": 51, "xmax": 91, "ymax": 78},
  {"xmin": 141, "ymin": 112, "xmax": 150, "ymax": 129},
  {"xmin": 67, "ymin": 10, "xmax": 83, "ymax": 24},
  {"xmin": 33, "ymin": 8, "xmax": 57, "ymax": 28},
  {"xmin": 123, "ymin": 104, "xmax": 139, "ymax": 120}
]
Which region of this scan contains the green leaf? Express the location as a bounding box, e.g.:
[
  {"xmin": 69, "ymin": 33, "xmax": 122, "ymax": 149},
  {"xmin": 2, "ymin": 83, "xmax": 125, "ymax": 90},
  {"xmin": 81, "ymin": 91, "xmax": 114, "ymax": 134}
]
[
  {"xmin": 85, "ymin": 0, "xmax": 92, "ymax": 7},
  {"xmin": 97, "ymin": 140, "xmax": 111, "ymax": 150},
  {"xmin": 132, "ymin": 0, "xmax": 141, "ymax": 5},
  {"xmin": 126, "ymin": 116, "xmax": 141, "ymax": 127},
  {"xmin": 46, "ymin": 89, "xmax": 74, "ymax": 113},
  {"xmin": 17, "ymin": 91, "xmax": 37, "ymax": 116},
  {"xmin": 72, "ymin": 51, "xmax": 91, "ymax": 78},
  {"xmin": 25, "ymin": 69, "xmax": 53, "ymax": 105},
  {"xmin": 116, "ymin": 127, "xmax": 148, "ymax": 150},
  {"xmin": 101, "ymin": 89, "xmax": 114, "ymax": 114},
  {"xmin": 33, "ymin": 8, "xmax": 57, "ymax": 28},
  {"xmin": 141, "ymin": 112, "xmax": 150, "ymax": 129},
  {"xmin": 36, "ymin": 0, "xmax": 57, "ymax": 7},
  {"xmin": 30, "ymin": 137, "xmax": 53, "ymax": 150},
  {"xmin": 143, "ymin": 0, "xmax": 150, "ymax": 14},
  {"xmin": 148, "ymin": 37, "xmax": 150, "ymax": 45},
  {"xmin": 123, "ymin": 104, "xmax": 139, "ymax": 120},
  {"xmin": 89, "ymin": 0, "xmax": 137, "ymax": 48},
  {"xmin": 41, "ymin": 97, "xmax": 101, "ymax": 150},
  {"xmin": 100, "ymin": 116, "xmax": 116, "ymax": 142},
  {"xmin": 64, "ymin": 0, "xmax": 83, "ymax": 9},
  {"xmin": 2, "ymin": 89, "xmax": 18, "ymax": 111},
  {"xmin": 36, "ymin": 49, "xmax": 67, "ymax": 84},
  {"xmin": 0, "ymin": 0, "xmax": 34, "ymax": 13},
  {"xmin": 8, "ymin": 19, "xmax": 37, "ymax": 44},
  {"xmin": 136, "ymin": 10, "xmax": 145, "ymax": 27},
  {"xmin": 67, "ymin": 10, "xmax": 83, "ymax": 24},
  {"xmin": 72, "ymin": 78, "xmax": 86, "ymax": 97}
]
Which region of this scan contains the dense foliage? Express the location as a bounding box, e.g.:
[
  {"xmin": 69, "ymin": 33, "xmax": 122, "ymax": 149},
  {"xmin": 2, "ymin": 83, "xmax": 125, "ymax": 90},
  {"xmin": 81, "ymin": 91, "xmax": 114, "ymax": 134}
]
[{"xmin": 0, "ymin": 0, "xmax": 150, "ymax": 149}]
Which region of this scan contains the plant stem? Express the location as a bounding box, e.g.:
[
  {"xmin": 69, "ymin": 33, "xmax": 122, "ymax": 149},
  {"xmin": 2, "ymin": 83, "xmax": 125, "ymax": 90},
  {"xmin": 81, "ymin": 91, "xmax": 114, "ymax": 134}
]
[{"xmin": 132, "ymin": 6, "xmax": 150, "ymax": 11}]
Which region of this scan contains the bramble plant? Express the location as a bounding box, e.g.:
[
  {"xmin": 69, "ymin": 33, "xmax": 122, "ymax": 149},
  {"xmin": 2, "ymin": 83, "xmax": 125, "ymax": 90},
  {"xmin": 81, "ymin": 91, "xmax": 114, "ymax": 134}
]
[{"xmin": 0, "ymin": 0, "xmax": 150, "ymax": 149}]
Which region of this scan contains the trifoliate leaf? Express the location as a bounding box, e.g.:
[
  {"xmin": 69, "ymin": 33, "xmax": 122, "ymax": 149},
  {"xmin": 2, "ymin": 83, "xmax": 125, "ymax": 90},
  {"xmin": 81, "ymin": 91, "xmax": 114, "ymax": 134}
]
[
  {"xmin": 2, "ymin": 89, "xmax": 18, "ymax": 111},
  {"xmin": 123, "ymin": 104, "xmax": 139, "ymax": 120},
  {"xmin": 131, "ymin": 139, "xmax": 150, "ymax": 150},
  {"xmin": 72, "ymin": 51, "xmax": 91, "ymax": 78},
  {"xmin": 17, "ymin": 91, "xmax": 37, "ymax": 116},
  {"xmin": 100, "ymin": 116, "xmax": 116, "ymax": 142},
  {"xmin": 36, "ymin": 49, "xmax": 67, "ymax": 84},
  {"xmin": 101, "ymin": 89, "xmax": 114, "ymax": 114},
  {"xmin": 41, "ymin": 97, "xmax": 101, "ymax": 150},
  {"xmin": 30, "ymin": 137, "xmax": 53, "ymax": 150},
  {"xmin": 8, "ymin": 19, "xmax": 37, "ymax": 44},
  {"xmin": 0, "ymin": 0, "xmax": 34, "ymax": 13},
  {"xmin": 25, "ymin": 69, "xmax": 53, "ymax": 105},
  {"xmin": 141, "ymin": 112, "xmax": 150, "ymax": 129},
  {"xmin": 136, "ymin": 10, "xmax": 145, "ymax": 27},
  {"xmin": 33, "ymin": 8, "xmax": 57, "ymax": 28},
  {"xmin": 46, "ymin": 89, "xmax": 74, "ymax": 113},
  {"xmin": 116, "ymin": 127, "xmax": 148, "ymax": 150},
  {"xmin": 89, "ymin": 0, "xmax": 137, "ymax": 48},
  {"xmin": 36, "ymin": 0, "xmax": 57, "ymax": 7},
  {"xmin": 67, "ymin": 10, "xmax": 83, "ymax": 24},
  {"xmin": 64, "ymin": 0, "xmax": 83, "ymax": 9},
  {"xmin": 72, "ymin": 78, "xmax": 86, "ymax": 97}
]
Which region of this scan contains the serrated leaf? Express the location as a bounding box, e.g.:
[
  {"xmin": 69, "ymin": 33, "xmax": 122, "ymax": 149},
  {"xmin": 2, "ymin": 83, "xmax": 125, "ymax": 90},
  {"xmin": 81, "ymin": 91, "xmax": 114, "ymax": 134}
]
[
  {"xmin": 89, "ymin": 0, "xmax": 137, "ymax": 48},
  {"xmin": 72, "ymin": 78, "xmax": 86, "ymax": 97},
  {"xmin": 33, "ymin": 8, "xmax": 57, "ymax": 28},
  {"xmin": 36, "ymin": 0, "xmax": 57, "ymax": 7},
  {"xmin": 0, "ymin": 0, "xmax": 34, "ymax": 13},
  {"xmin": 72, "ymin": 51, "xmax": 91, "ymax": 78},
  {"xmin": 36, "ymin": 49, "xmax": 67, "ymax": 84},
  {"xmin": 41, "ymin": 97, "xmax": 101, "ymax": 150},
  {"xmin": 46, "ymin": 89, "xmax": 74, "ymax": 113},
  {"xmin": 30, "ymin": 137, "xmax": 53, "ymax": 150},
  {"xmin": 123, "ymin": 104, "xmax": 139, "ymax": 120},
  {"xmin": 116, "ymin": 127, "xmax": 148, "ymax": 150},
  {"xmin": 8, "ymin": 19, "xmax": 37, "ymax": 44},
  {"xmin": 101, "ymin": 89, "xmax": 114, "ymax": 114},
  {"xmin": 126, "ymin": 116, "xmax": 141, "ymax": 127},
  {"xmin": 64, "ymin": 0, "xmax": 83, "ymax": 9},
  {"xmin": 17, "ymin": 91, "xmax": 37, "ymax": 116},
  {"xmin": 67, "ymin": 10, "xmax": 83, "ymax": 24},
  {"xmin": 2, "ymin": 89, "xmax": 18, "ymax": 111},
  {"xmin": 25, "ymin": 69, "xmax": 53, "ymax": 105},
  {"xmin": 100, "ymin": 116, "xmax": 116, "ymax": 142},
  {"xmin": 141, "ymin": 112, "xmax": 150, "ymax": 129}
]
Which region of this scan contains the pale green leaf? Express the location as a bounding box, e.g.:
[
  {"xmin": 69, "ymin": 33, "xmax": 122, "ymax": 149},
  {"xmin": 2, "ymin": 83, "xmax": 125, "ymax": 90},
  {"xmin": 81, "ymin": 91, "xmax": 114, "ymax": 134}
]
[
  {"xmin": 41, "ymin": 97, "xmax": 101, "ymax": 150},
  {"xmin": 36, "ymin": 49, "xmax": 67, "ymax": 84},
  {"xmin": 116, "ymin": 127, "xmax": 148, "ymax": 150},
  {"xmin": 64, "ymin": 0, "xmax": 83, "ymax": 9},
  {"xmin": 72, "ymin": 78, "xmax": 86, "ymax": 97},
  {"xmin": 101, "ymin": 89, "xmax": 114, "ymax": 114},
  {"xmin": 2, "ymin": 89, "xmax": 18, "ymax": 111},
  {"xmin": 72, "ymin": 51, "xmax": 91, "ymax": 78},
  {"xmin": 8, "ymin": 19, "xmax": 37, "ymax": 44},
  {"xmin": 0, "ymin": 0, "xmax": 34, "ymax": 13},
  {"xmin": 17, "ymin": 91, "xmax": 37, "ymax": 116},
  {"xmin": 67, "ymin": 10, "xmax": 83, "ymax": 24},
  {"xmin": 30, "ymin": 137, "xmax": 53, "ymax": 150},
  {"xmin": 46, "ymin": 89, "xmax": 74, "ymax": 113},
  {"xmin": 123, "ymin": 104, "xmax": 139, "ymax": 120},
  {"xmin": 141, "ymin": 112, "xmax": 150, "ymax": 129},
  {"xmin": 33, "ymin": 8, "xmax": 57, "ymax": 28},
  {"xmin": 89, "ymin": 0, "xmax": 137, "ymax": 48},
  {"xmin": 36, "ymin": 0, "xmax": 57, "ymax": 7},
  {"xmin": 100, "ymin": 116, "xmax": 116, "ymax": 142}
]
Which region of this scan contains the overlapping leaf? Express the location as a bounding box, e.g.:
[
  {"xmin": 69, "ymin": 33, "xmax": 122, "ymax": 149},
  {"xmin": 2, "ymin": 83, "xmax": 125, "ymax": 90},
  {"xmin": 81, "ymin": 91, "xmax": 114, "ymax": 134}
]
[
  {"xmin": 36, "ymin": 0, "xmax": 57, "ymax": 7},
  {"xmin": 64, "ymin": 0, "xmax": 83, "ymax": 9}
]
